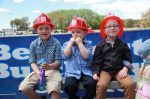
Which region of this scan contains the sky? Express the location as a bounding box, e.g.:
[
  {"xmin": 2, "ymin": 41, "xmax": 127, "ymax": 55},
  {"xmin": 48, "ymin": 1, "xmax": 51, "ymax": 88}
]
[{"xmin": 0, "ymin": 0, "xmax": 150, "ymax": 30}]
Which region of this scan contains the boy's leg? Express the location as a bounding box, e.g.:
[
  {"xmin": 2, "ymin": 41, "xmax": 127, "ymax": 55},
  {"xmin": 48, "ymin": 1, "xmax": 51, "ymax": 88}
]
[
  {"xmin": 50, "ymin": 91, "xmax": 60, "ymax": 99},
  {"xmin": 115, "ymin": 74, "xmax": 136, "ymax": 99},
  {"xmin": 96, "ymin": 71, "xmax": 112, "ymax": 99},
  {"xmin": 19, "ymin": 72, "xmax": 41, "ymax": 99},
  {"xmin": 64, "ymin": 77, "xmax": 80, "ymax": 99},
  {"xmin": 46, "ymin": 70, "xmax": 61, "ymax": 99},
  {"xmin": 82, "ymin": 74, "xmax": 96, "ymax": 99},
  {"xmin": 21, "ymin": 89, "xmax": 42, "ymax": 99}
]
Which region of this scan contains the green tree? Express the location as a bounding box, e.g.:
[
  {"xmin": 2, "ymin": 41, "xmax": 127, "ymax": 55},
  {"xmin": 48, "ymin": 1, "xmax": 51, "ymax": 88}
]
[
  {"xmin": 140, "ymin": 9, "xmax": 150, "ymax": 28},
  {"xmin": 10, "ymin": 20, "xmax": 15, "ymax": 29},
  {"xmin": 124, "ymin": 19, "xmax": 139, "ymax": 28},
  {"xmin": 10, "ymin": 18, "xmax": 21, "ymax": 29},
  {"xmin": 10, "ymin": 17, "xmax": 30, "ymax": 30},
  {"xmin": 19, "ymin": 17, "xmax": 30, "ymax": 30},
  {"xmin": 47, "ymin": 9, "xmax": 104, "ymax": 32}
]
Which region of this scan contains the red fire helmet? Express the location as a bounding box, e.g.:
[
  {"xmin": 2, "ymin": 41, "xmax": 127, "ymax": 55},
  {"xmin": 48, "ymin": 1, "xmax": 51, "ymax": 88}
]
[
  {"xmin": 100, "ymin": 13, "xmax": 124, "ymax": 39},
  {"xmin": 33, "ymin": 13, "xmax": 55, "ymax": 30},
  {"xmin": 67, "ymin": 16, "xmax": 94, "ymax": 34}
]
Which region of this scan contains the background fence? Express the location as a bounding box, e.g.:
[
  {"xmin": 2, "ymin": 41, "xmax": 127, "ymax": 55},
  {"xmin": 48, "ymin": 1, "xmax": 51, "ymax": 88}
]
[{"xmin": 0, "ymin": 29, "xmax": 150, "ymax": 99}]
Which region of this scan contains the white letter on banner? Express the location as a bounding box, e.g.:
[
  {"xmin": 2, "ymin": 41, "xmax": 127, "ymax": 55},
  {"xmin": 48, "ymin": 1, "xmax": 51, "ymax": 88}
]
[
  {"xmin": 132, "ymin": 39, "xmax": 143, "ymax": 55},
  {"xmin": 12, "ymin": 48, "xmax": 29, "ymax": 60},
  {"xmin": 0, "ymin": 63, "xmax": 10, "ymax": 78},
  {"xmin": 0, "ymin": 45, "xmax": 11, "ymax": 60},
  {"xmin": 10, "ymin": 66, "xmax": 31, "ymax": 78}
]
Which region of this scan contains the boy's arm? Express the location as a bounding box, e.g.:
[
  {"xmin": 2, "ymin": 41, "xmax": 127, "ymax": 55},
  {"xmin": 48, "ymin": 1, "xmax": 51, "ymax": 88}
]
[
  {"xmin": 64, "ymin": 38, "xmax": 75, "ymax": 57},
  {"xmin": 31, "ymin": 63, "xmax": 40, "ymax": 78},
  {"xmin": 48, "ymin": 60, "xmax": 61, "ymax": 69},
  {"xmin": 50, "ymin": 41, "xmax": 62, "ymax": 69},
  {"xmin": 29, "ymin": 42, "xmax": 40, "ymax": 78},
  {"xmin": 76, "ymin": 37, "xmax": 89, "ymax": 59},
  {"xmin": 92, "ymin": 45, "xmax": 103, "ymax": 75},
  {"xmin": 123, "ymin": 43, "xmax": 133, "ymax": 70},
  {"xmin": 78, "ymin": 42, "xmax": 89, "ymax": 59},
  {"xmin": 118, "ymin": 43, "xmax": 131, "ymax": 79},
  {"xmin": 31, "ymin": 63, "xmax": 40, "ymax": 72}
]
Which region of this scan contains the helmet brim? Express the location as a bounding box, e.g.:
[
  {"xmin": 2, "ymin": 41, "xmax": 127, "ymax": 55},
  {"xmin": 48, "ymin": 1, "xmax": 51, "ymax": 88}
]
[
  {"xmin": 67, "ymin": 26, "xmax": 88, "ymax": 31},
  {"xmin": 33, "ymin": 22, "xmax": 55, "ymax": 30},
  {"xmin": 67, "ymin": 26, "xmax": 94, "ymax": 34}
]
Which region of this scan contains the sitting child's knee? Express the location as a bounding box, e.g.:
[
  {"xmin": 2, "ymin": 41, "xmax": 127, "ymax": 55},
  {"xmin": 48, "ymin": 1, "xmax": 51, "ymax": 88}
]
[{"xmin": 97, "ymin": 83, "xmax": 108, "ymax": 89}]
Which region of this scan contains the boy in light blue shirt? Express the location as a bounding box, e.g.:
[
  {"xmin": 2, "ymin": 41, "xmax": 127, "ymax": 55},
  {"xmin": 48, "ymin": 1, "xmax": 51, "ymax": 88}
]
[{"xmin": 62, "ymin": 16, "xmax": 96, "ymax": 99}]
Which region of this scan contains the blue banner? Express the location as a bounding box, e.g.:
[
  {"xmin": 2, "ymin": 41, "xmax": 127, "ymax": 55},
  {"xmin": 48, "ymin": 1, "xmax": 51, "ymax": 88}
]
[{"xmin": 0, "ymin": 29, "xmax": 150, "ymax": 99}]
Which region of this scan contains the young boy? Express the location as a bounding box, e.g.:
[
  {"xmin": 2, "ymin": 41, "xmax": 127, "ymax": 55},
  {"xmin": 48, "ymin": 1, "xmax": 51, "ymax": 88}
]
[
  {"xmin": 92, "ymin": 13, "xmax": 135, "ymax": 99},
  {"xmin": 19, "ymin": 13, "xmax": 62, "ymax": 99},
  {"xmin": 62, "ymin": 16, "xmax": 96, "ymax": 99}
]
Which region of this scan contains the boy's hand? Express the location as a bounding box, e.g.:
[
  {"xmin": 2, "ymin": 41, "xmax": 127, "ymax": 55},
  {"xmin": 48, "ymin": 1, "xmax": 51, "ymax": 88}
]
[
  {"xmin": 42, "ymin": 63, "xmax": 56, "ymax": 70},
  {"xmin": 36, "ymin": 71, "xmax": 40, "ymax": 79},
  {"xmin": 41, "ymin": 63, "xmax": 49, "ymax": 70},
  {"xmin": 118, "ymin": 67, "xmax": 128, "ymax": 79},
  {"xmin": 93, "ymin": 74, "xmax": 99, "ymax": 81},
  {"xmin": 75, "ymin": 37, "xmax": 83, "ymax": 45},
  {"xmin": 70, "ymin": 37, "xmax": 76, "ymax": 44}
]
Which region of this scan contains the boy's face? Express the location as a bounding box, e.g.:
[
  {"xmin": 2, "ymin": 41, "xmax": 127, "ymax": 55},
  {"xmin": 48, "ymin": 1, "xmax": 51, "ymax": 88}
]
[
  {"xmin": 36, "ymin": 24, "xmax": 52, "ymax": 41},
  {"xmin": 71, "ymin": 28, "xmax": 86, "ymax": 39},
  {"xmin": 104, "ymin": 19, "xmax": 120, "ymax": 37}
]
